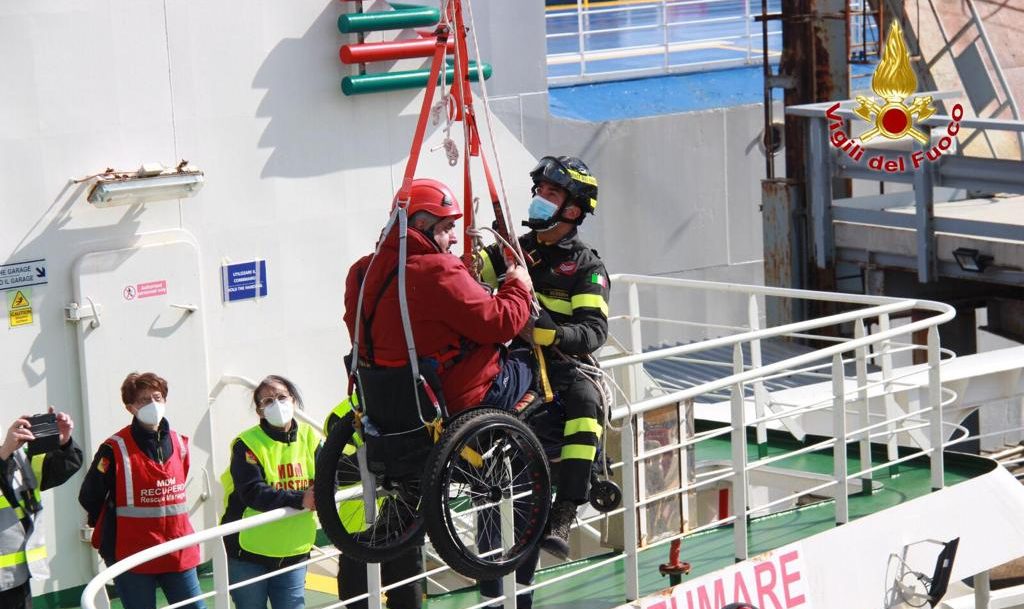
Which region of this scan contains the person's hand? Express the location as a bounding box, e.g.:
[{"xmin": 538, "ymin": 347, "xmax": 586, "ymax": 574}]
[
  {"xmin": 532, "ymin": 309, "xmax": 560, "ymax": 346},
  {"xmin": 302, "ymin": 487, "xmax": 316, "ymax": 511},
  {"xmin": 504, "ymin": 265, "xmax": 533, "ymax": 293},
  {"xmin": 1, "ymin": 418, "xmax": 34, "ymax": 460},
  {"xmin": 50, "ymin": 406, "xmax": 74, "ymax": 446}
]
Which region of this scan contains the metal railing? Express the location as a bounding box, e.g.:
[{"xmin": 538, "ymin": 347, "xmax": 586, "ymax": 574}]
[
  {"xmin": 83, "ymin": 275, "xmax": 962, "ymax": 609},
  {"xmin": 545, "ymin": 0, "xmax": 782, "ymax": 86}
]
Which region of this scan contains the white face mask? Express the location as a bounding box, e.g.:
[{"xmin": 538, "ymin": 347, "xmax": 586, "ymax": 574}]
[
  {"xmin": 135, "ymin": 401, "xmax": 166, "ymax": 427},
  {"xmin": 263, "ymin": 398, "xmax": 294, "ymax": 428}
]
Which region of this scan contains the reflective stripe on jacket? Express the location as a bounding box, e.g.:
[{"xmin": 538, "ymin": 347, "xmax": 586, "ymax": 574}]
[
  {"xmin": 481, "ymin": 231, "xmax": 609, "ymax": 357},
  {"xmin": 0, "ymin": 451, "xmax": 47, "ymax": 591},
  {"xmin": 107, "ymin": 426, "xmax": 200, "ymax": 574}
]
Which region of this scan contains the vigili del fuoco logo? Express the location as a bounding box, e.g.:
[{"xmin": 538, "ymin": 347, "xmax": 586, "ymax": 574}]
[{"xmin": 825, "ymin": 21, "xmax": 963, "ymax": 173}]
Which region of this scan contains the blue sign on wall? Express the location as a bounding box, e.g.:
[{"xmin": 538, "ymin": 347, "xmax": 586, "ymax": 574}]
[{"xmin": 222, "ymin": 260, "xmax": 268, "ymax": 302}]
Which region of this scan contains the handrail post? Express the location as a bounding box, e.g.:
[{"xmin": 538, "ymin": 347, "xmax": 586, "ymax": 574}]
[
  {"xmin": 854, "ymin": 319, "xmax": 872, "ymax": 494},
  {"xmin": 576, "ymin": 0, "xmax": 586, "ymax": 77},
  {"xmin": 928, "ymin": 325, "xmax": 944, "ymax": 491},
  {"xmin": 368, "ymin": 563, "xmax": 383, "ymax": 609},
  {"xmin": 662, "ymin": 0, "xmax": 670, "ymax": 70},
  {"xmin": 744, "ymin": 0, "xmax": 752, "ymax": 63},
  {"xmin": 748, "ymin": 294, "xmax": 769, "ymax": 458},
  {"xmin": 832, "ymin": 354, "xmax": 849, "ymax": 525},
  {"xmin": 213, "ymin": 543, "xmax": 231, "ymax": 609},
  {"xmin": 877, "ymin": 313, "xmax": 900, "ymax": 474},
  {"xmin": 627, "ymin": 279, "xmax": 648, "ymax": 541},
  {"xmin": 975, "ymin": 569, "xmax": 991, "ymax": 609},
  {"xmin": 502, "ymin": 483, "xmax": 518, "ymax": 609},
  {"xmin": 627, "ymin": 281, "xmax": 644, "ymax": 403},
  {"xmin": 621, "ymin": 415, "xmax": 640, "ymax": 600},
  {"xmin": 730, "ymin": 343, "xmax": 749, "ymax": 561}
]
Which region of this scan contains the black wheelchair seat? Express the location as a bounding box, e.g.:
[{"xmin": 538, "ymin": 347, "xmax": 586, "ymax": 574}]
[{"xmin": 354, "ymin": 361, "xmax": 447, "ymax": 479}]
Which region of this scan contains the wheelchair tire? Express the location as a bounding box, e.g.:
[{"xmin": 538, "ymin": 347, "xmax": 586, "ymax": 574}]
[
  {"xmin": 314, "ymin": 412, "xmax": 426, "ymax": 563},
  {"xmin": 423, "ymin": 408, "xmax": 551, "ymax": 580}
]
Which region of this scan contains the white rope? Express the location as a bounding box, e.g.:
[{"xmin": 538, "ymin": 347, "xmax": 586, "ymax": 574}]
[
  {"xmin": 464, "ymin": 0, "xmax": 516, "ymax": 246},
  {"xmin": 463, "ymin": 0, "xmax": 528, "ymax": 271}
]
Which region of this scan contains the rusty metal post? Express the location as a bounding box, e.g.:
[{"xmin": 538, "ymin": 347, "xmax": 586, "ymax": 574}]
[
  {"xmin": 761, "ymin": 179, "xmax": 806, "ymax": 327},
  {"xmin": 762, "ymin": 0, "xmax": 849, "ymax": 321}
]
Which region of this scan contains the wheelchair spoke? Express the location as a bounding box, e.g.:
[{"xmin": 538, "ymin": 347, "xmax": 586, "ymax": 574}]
[{"xmin": 423, "ymin": 408, "xmax": 552, "ymax": 579}]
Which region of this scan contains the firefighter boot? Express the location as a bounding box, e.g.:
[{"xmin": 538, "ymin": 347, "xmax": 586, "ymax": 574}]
[{"xmin": 540, "ymin": 500, "xmax": 577, "ymax": 560}]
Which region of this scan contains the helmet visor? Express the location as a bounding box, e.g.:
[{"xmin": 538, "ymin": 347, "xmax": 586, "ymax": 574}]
[{"xmin": 530, "ymin": 157, "xmax": 572, "ymax": 191}]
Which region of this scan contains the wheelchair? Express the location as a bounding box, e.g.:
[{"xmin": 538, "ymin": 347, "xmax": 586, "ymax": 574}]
[{"xmin": 314, "ymin": 357, "xmax": 621, "ymax": 580}]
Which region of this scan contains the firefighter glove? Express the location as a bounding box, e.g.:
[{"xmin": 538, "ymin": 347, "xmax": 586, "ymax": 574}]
[{"xmin": 532, "ymin": 309, "xmax": 560, "ymax": 346}]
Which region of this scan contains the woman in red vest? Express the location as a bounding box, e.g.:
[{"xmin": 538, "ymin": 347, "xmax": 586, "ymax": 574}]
[{"xmin": 79, "ymin": 372, "xmax": 205, "ymax": 609}]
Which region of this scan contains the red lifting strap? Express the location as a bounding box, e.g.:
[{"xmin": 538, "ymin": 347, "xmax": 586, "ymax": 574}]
[
  {"xmin": 396, "ymin": 0, "xmax": 518, "ymax": 273},
  {"xmin": 396, "ymin": 23, "xmax": 451, "ymax": 206}
]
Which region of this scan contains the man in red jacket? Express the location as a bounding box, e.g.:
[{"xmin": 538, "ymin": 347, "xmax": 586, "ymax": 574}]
[
  {"xmin": 338, "ymin": 178, "xmax": 534, "ymax": 609},
  {"xmin": 343, "ymin": 178, "xmax": 535, "ymax": 415}
]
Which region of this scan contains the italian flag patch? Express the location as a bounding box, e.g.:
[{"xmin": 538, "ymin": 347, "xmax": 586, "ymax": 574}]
[{"xmin": 591, "ymin": 273, "xmax": 608, "ymax": 288}]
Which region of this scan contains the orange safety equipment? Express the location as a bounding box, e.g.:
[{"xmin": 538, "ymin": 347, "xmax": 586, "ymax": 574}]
[{"xmin": 395, "ymin": 178, "xmax": 463, "ymax": 220}]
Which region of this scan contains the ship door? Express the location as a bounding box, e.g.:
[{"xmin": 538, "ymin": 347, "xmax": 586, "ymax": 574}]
[{"xmin": 69, "ymin": 235, "xmax": 211, "ymax": 533}]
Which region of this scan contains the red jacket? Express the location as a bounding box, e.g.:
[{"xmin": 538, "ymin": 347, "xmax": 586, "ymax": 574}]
[{"xmin": 344, "ymin": 226, "xmax": 532, "ymax": 414}]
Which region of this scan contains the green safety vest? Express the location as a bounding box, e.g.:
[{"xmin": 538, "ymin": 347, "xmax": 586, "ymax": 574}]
[
  {"xmin": 221, "ymin": 423, "xmax": 319, "ymax": 558},
  {"xmin": 325, "ymin": 396, "xmax": 378, "ymax": 533},
  {"xmin": 0, "ymin": 451, "xmax": 48, "ymax": 591}
]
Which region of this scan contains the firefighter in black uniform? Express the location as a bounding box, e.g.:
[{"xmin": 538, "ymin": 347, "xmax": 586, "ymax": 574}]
[{"xmin": 478, "ymin": 155, "xmax": 608, "ymax": 567}]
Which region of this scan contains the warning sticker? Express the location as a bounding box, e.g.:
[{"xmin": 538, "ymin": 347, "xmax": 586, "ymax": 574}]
[
  {"xmin": 7, "ymin": 289, "xmax": 31, "ymax": 310},
  {"xmin": 137, "ymin": 280, "xmax": 168, "ymax": 299},
  {"xmin": 10, "ymin": 309, "xmax": 33, "ymax": 327},
  {"xmin": 6, "ymin": 288, "xmax": 34, "ymax": 328}
]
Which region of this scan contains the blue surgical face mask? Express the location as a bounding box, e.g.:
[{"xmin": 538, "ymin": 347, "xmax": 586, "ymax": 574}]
[{"xmin": 527, "ymin": 195, "xmax": 560, "ymax": 222}]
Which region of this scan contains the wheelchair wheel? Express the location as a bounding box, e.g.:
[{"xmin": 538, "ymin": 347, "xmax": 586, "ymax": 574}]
[
  {"xmin": 314, "ymin": 412, "xmax": 425, "ymax": 563},
  {"xmin": 423, "ymin": 408, "xmax": 551, "ymax": 580}
]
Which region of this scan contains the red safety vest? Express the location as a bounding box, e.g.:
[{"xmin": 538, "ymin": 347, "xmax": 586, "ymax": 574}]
[{"xmin": 105, "ymin": 426, "xmax": 200, "ymax": 574}]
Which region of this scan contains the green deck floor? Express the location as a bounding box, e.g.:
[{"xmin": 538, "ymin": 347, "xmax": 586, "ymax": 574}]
[{"xmin": 417, "ymin": 426, "xmax": 991, "ymax": 609}]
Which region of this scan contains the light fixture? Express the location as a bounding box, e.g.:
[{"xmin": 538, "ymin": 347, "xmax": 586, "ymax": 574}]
[
  {"xmin": 887, "ymin": 538, "xmax": 959, "ymax": 608},
  {"xmin": 86, "ymin": 162, "xmax": 204, "ymax": 207},
  {"xmin": 952, "ymin": 247, "xmax": 993, "ymax": 273}
]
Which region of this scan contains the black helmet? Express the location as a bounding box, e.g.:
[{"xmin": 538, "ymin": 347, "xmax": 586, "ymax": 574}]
[{"xmin": 529, "ymin": 156, "xmax": 599, "ymax": 217}]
